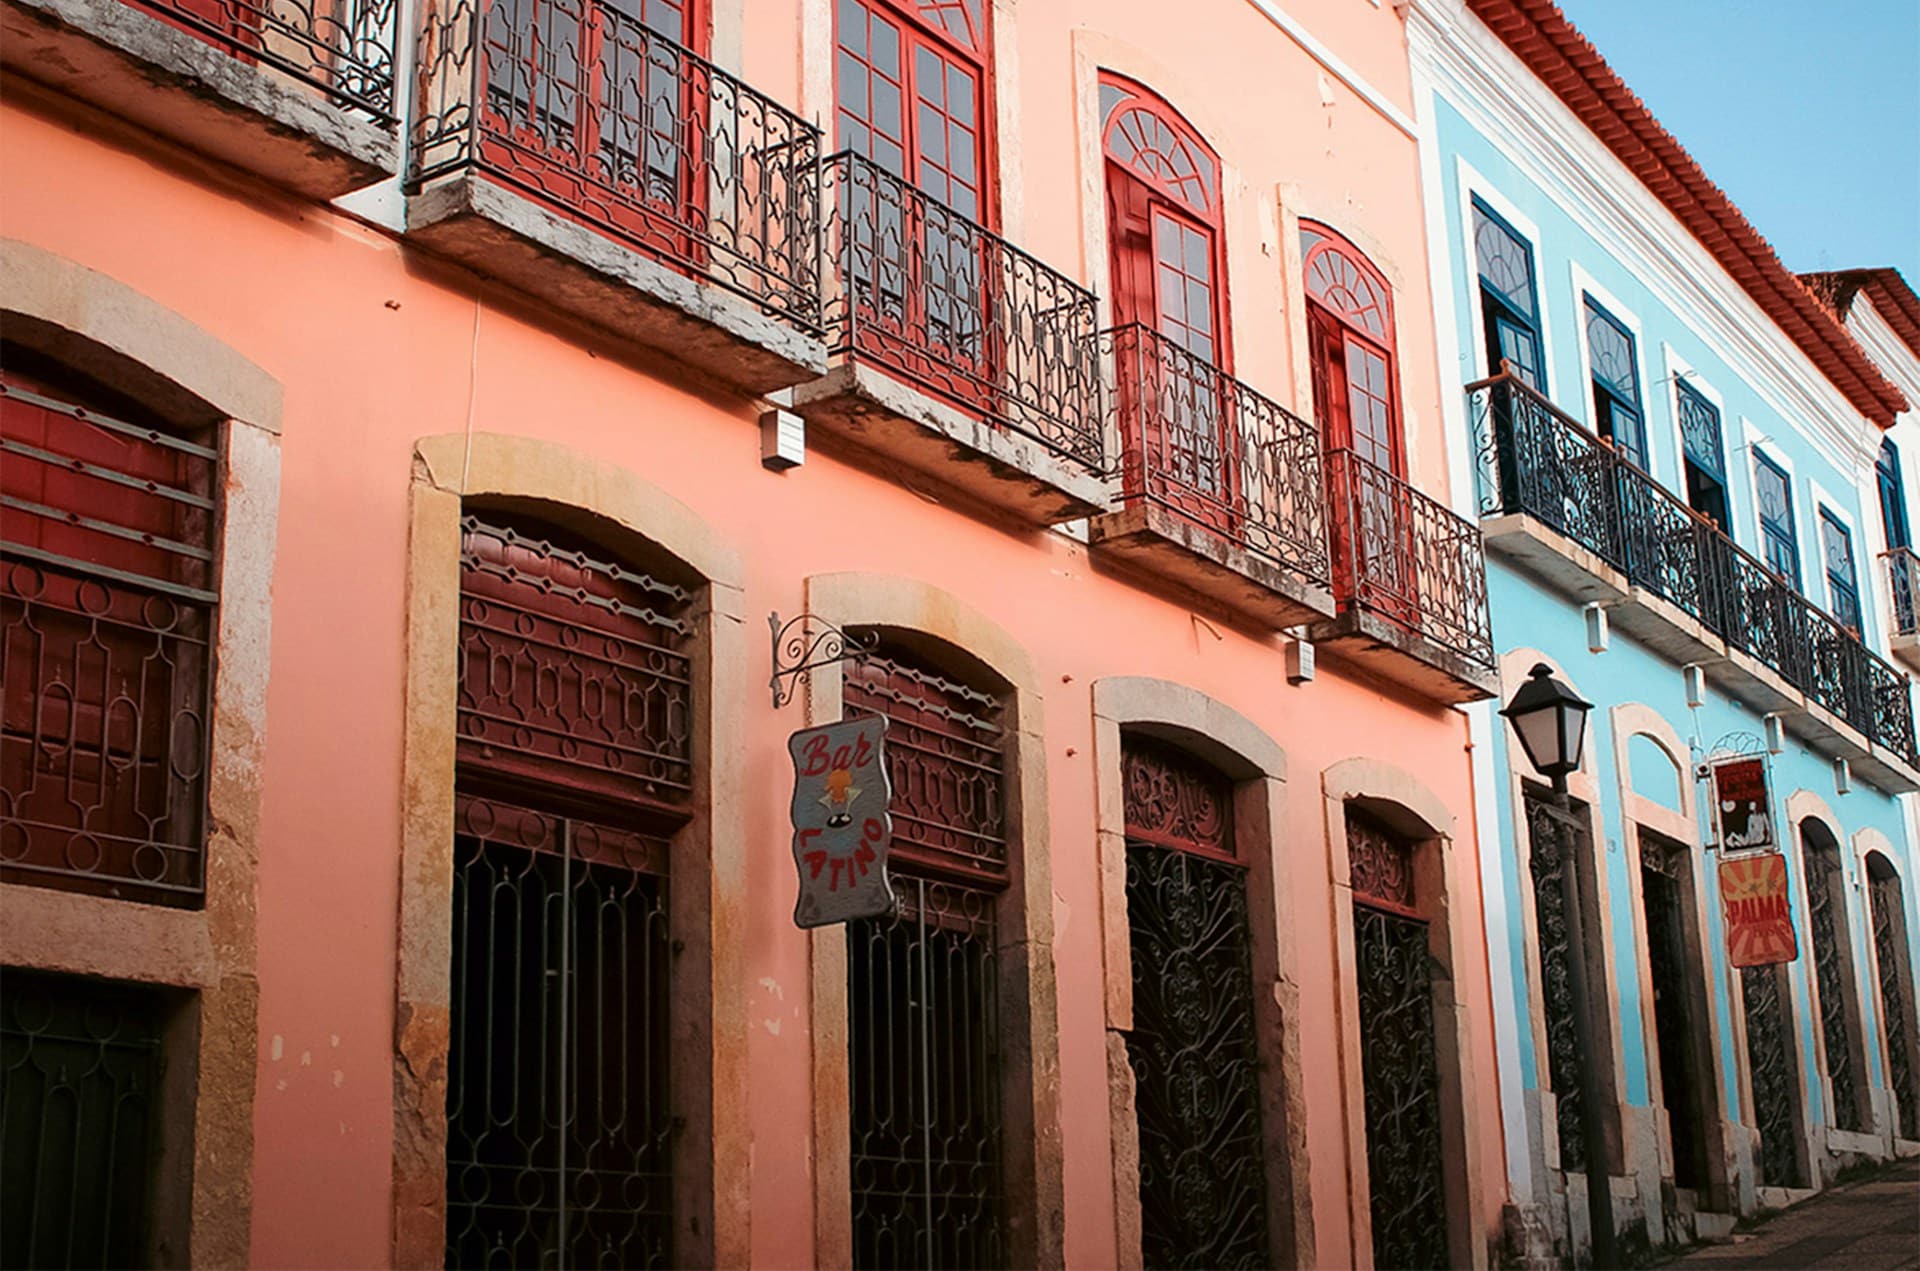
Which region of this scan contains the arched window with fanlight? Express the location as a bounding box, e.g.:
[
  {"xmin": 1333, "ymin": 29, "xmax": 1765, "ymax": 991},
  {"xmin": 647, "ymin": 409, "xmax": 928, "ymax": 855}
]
[
  {"xmin": 1100, "ymin": 73, "xmax": 1227, "ymax": 363},
  {"xmin": 1301, "ymin": 222, "xmax": 1400, "ymax": 476},
  {"xmin": 1301, "ymin": 222, "xmax": 1417, "ymax": 625}
]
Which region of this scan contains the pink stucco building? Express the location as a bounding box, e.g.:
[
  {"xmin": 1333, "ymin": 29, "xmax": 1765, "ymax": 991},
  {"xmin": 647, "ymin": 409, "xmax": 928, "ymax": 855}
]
[{"xmin": 1, "ymin": 0, "xmax": 1512, "ymax": 1265}]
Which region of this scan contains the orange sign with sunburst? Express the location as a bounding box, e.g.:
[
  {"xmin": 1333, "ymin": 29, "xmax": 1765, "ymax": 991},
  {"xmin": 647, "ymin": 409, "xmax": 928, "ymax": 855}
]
[{"xmin": 1718, "ymin": 851, "xmax": 1798, "ymax": 968}]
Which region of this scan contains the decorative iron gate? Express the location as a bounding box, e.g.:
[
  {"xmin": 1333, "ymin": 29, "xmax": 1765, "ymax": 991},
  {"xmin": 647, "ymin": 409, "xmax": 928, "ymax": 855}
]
[
  {"xmin": 1523, "ymin": 788, "xmax": 1589, "ymax": 1172},
  {"xmin": 1349, "ymin": 808, "xmax": 1450, "ymax": 1271},
  {"xmin": 0, "ymin": 376, "xmax": 220, "ymax": 907},
  {"xmin": 1639, "ymin": 835, "xmax": 1708, "ymax": 1188},
  {"xmin": 1868, "ymin": 860, "xmax": 1919, "ymax": 1138},
  {"xmin": 446, "ymin": 516, "xmax": 691, "ymax": 1269},
  {"xmin": 1, "ymin": 969, "xmax": 167, "ymax": 1269},
  {"xmin": 844, "ymin": 647, "xmax": 1008, "ymax": 1269},
  {"xmin": 1803, "ymin": 839, "xmax": 1863, "ymax": 1131},
  {"xmin": 1740, "ymin": 966, "xmax": 1803, "ymax": 1188},
  {"xmin": 1122, "ymin": 738, "xmax": 1269, "ymax": 1269}
]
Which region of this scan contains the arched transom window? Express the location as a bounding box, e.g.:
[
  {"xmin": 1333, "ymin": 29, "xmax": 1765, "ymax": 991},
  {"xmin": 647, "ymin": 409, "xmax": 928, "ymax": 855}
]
[{"xmin": 1100, "ymin": 79, "xmax": 1217, "ymax": 221}]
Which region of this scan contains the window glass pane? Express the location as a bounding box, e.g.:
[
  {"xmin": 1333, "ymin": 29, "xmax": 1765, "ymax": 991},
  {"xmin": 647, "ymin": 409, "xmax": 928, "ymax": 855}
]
[
  {"xmin": 1584, "ymin": 299, "xmax": 1638, "ymax": 400},
  {"xmin": 839, "ymin": 0, "xmax": 866, "ymax": 57},
  {"xmin": 1473, "ymin": 204, "xmax": 1536, "ymax": 315},
  {"xmin": 1676, "ymin": 383, "xmax": 1724, "ymax": 480}
]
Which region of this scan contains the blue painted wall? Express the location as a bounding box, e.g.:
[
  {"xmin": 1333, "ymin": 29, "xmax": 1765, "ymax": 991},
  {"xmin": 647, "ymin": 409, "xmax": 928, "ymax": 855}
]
[{"xmin": 1428, "ymin": 91, "xmax": 1911, "ymax": 1136}]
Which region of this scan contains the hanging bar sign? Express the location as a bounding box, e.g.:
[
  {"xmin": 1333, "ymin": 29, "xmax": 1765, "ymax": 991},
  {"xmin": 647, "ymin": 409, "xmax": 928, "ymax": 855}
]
[
  {"xmin": 1708, "ymin": 755, "xmax": 1775, "ymax": 853},
  {"xmin": 788, "ymin": 717, "xmax": 895, "ymax": 928},
  {"xmin": 1718, "ymin": 850, "xmax": 1798, "ymax": 967}
]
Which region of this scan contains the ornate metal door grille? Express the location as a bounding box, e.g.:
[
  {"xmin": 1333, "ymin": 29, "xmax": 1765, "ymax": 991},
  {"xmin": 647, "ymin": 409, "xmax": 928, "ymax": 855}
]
[
  {"xmin": 1523, "ymin": 788, "xmax": 1590, "ymax": 1172},
  {"xmin": 1, "ymin": 376, "xmax": 220, "ymax": 907},
  {"xmin": 1, "ymin": 969, "xmax": 166, "ymax": 1269},
  {"xmin": 1803, "ymin": 840, "xmax": 1863, "ymax": 1131},
  {"xmin": 844, "ymin": 645, "xmax": 1007, "ymax": 1269},
  {"xmin": 1349, "ymin": 808, "xmax": 1450, "ymax": 1271},
  {"xmin": 1121, "ymin": 738, "xmax": 1269, "ymax": 1269},
  {"xmin": 1740, "ymin": 966, "xmax": 1803, "ymax": 1188},
  {"xmin": 1867, "ymin": 862, "xmax": 1920, "ymax": 1138},
  {"xmin": 447, "ymin": 516, "xmax": 689, "ymax": 1269},
  {"xmin": 1639, "ymin": 836, "xmax": 1709, "ymax": 1187}
]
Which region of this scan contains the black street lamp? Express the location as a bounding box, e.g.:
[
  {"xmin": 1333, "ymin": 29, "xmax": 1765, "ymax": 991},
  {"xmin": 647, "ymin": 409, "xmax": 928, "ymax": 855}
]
[
  {"xmin": 1501, "ymin": 663, "xmax": 1593, "ymax": 791},
  {"xmin": 1503, "ymin": 663, "xmax": 1616, "ymax": 1268}
]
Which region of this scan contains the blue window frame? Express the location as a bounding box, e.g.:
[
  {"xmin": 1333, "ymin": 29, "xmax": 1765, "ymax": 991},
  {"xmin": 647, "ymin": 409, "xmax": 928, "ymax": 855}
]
[
  {"xmin": 1583, "ymin": 296, "xmax": 1645, "ymax": 468},
  {"xmin": 1820, "ymin": 509, "xmax": 1862, "ymax": 633},
  {"xmin": 1879, "ymin": 438, "xmax": 1910, "ymax": 551},
  {"xmin": 1752, "ymin": 451, "xmax": 1801, "ymax": 587},
  {"xmin": 1471, "ymin": 200, "xmax": 1546, "ymax": 390},
  {"xmin": 1675, "ymin": 380, "xmax": 1728, "ymax": 530}
]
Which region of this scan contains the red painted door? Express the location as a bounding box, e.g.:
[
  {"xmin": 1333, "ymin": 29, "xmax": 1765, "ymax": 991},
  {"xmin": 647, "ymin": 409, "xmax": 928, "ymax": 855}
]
[
  {"xmin": 1311, "ymin": 303, "xmax": 1418, "ymax": 624},
  {"xmin": 836, "ymin": 0, "xmax": 997, "ymax": 410},
  {"xmin": 1106, "ymin": 165, "xmax": 1238, "ymax": 534}
]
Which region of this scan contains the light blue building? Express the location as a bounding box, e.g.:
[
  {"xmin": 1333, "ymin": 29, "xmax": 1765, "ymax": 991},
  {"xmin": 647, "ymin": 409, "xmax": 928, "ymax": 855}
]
[{"xmin": 1409, "ymin": 0, "xmax": 1920, "ymax": 1262}]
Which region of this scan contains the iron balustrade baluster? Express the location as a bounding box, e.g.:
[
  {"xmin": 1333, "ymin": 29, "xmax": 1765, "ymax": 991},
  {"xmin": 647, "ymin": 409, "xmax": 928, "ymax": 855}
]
[
  {"xmin": 0, "ymin": 970, "xmax": 167, "ymax": 1270},
  {"xmin": 1869, "ymin": 867, "xmax": 1920, "ymax": 1139},
  {"xmin": 411, "ymin": 0, "xmax": 823, "ymax": 325},
  {"xmin": 1347, "ymin": 810, "xmax": 1450, "ymax": 1270},
  {"xmin": 0, "ymin": 379, "xmax": 220, "ymax": 908},
  {"xmin": 1121, "ymin": 740, "xmax": 1269, "ymax": 1269},
  {"xmin": 111, "ymin": 0, "xmax": 397, "ymax": 121},
  {"xmin": 820, "ymin": 151, "xmax": 1105, "ymax": 472},
  {"xmin": 1468, "ymin": 373, "xmax": 1920, "ymax": 766},
  {"xmin": 1804, "ymin": 845, "xmax": 1863, "ymax": 1131},
  {"xmin": 1323, "ymin": 446, "xmax": 1495, "ymax": 673},
  {"xmin": 1741, "ymin": 965, "xmax": 1804, "ymax": 1188},
  {"xmin": 1102, "ymin": 322, "xmax": 1331, "ymax": 589}
]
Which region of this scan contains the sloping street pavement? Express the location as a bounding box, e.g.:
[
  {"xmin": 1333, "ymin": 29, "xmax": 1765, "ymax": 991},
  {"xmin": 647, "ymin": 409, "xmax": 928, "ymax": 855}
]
[{"xmin": 1668, "ymin": 1157, "xmax": 1919, "ymax": 1269}]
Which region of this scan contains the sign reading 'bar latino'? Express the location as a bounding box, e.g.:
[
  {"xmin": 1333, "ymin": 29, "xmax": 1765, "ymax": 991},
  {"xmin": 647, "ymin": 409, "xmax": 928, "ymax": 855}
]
[
  {"xmin": 788, "ymin": 717, "xmax": 895, "ymax": 928},
  {"xmin": 1718, "ymin": 850, "xmax": 1798, "ymax": 968}
]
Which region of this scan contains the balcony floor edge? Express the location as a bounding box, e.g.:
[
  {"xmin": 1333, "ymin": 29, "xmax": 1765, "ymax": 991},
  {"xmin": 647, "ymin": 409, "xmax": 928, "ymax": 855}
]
[
  {"xmin": 790, "ymin": 361, "xmax": 1109, "ymax": 526},
  {"xmin": 1087, "ymin": 502, "xmax": 1334, "ymax": 631},
  {"xmin": 2, "ymin": 0, "xmax": 396, "ymax": 200},
  {"xmin": 1307, "ymin": 606, "xmax": 1499, "ymax": 705},
  {"xmin": 404, "ymin": 174, "xmax": 828, "ymax": 397}
]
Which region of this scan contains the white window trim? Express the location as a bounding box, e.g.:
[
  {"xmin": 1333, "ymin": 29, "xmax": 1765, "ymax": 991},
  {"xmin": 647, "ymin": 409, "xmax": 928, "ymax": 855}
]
[
  {"xmin": 1456, "ymin": 157, "xmax": 1558, "ymax": 390},
  {"xmin": 1744, "ymin": 422, "xmax": 1808, "ymax": 587},
  {"xmin": 1570, "ymin": 262, "xmax": 1654, "ymax": 474}
]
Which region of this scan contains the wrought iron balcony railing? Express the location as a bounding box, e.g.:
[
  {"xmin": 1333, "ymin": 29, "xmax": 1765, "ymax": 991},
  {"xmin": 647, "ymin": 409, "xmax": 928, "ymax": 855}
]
[
  {"xmin": 411, "ymin": 0, "xmax": 822, "ymax": 326},
  {"xmin": 1324, "ymin": 447, "xmax": 1495, "ymax": 671},
  {"xmin": 1887, "ymin": 547, "xmax": 1920, "ymax": 640},
  {"xmin": 122, "ymin": 0, "xmax": 397, "ymax": 123},
  {"xmin": 821, "ymin": 151, "xmax": 1104, "ymax": 473},
  {"xmin": 1471, "ymin": 372, "xmax": 1918, "ymax": 764},
  {"xmin": 1103, "ymin": 323, "xmax": 1330, "ymax": 588}
]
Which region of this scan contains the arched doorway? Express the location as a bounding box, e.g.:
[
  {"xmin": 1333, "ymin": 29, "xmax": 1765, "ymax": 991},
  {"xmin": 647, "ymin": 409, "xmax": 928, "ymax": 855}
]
[
  {"xmin": 1866, "ymin": 851, "xmax": 1920, "ymax": 1140},
  {"xmin": 1121, "ymin": 733, "xmax": 1270, "ymax": 1267},
  {"xmin": 1802, "ymin": 820, "xmax": 1869, "ymax": 1132}
]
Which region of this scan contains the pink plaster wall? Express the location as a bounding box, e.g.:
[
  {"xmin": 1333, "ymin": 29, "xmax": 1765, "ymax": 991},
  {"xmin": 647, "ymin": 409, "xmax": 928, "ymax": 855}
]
[{"xmin": 0, "ymin": 1, "xmax": 1502, "ymax": 1264}]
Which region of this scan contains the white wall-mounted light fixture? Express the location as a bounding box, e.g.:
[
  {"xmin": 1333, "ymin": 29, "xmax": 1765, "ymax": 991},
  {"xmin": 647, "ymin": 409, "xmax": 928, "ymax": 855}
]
[
  {"xmin": 1286, "ymin": 638, "xmax": 1315, "ymax": 685},
  {"xmin": 1834, "ymin": 757, "xmax": 1852, "ymax": 796},
  {"xmin": 1583, "ymin": 602, "xmax": 1610, "ymax": 654},
  {"xmin": 1763, "ymin": 714, "xmax": 1785, "ymax": 755},
  {"xmin": 759, "ymin": 407, "xmax": 805, "ymax": 470},
  {"xmin": 1683, "ymin": 664, "xmax": 1706, "ymax": 709}
]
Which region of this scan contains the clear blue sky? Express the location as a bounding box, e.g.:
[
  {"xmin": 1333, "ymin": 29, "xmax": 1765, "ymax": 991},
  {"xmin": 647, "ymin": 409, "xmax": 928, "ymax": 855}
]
[{"xmin": 1554, "ymin": 0, "xmax": 1920, "ymax": 283}]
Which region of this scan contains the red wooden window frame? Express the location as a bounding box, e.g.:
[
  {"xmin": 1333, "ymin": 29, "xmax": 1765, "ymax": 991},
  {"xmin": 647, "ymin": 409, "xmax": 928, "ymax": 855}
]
[
  {"xmin": 834, "ymin": 0, "xmax": 994, "ymax": 225},
  {"xmin": 833, "ymin": 0, "xmax": 1001, "ymax": 408},
  {"xmin": 477, "ymin": 0, "xmax": 710, "ymax": 261},
  {"xmin": 1100, "ymin": 73, "xmax": 1229, "ymax": 365},
  {"xmin": 1301, "ymin": 221, "xmax": 1402, "ymax": 475}
]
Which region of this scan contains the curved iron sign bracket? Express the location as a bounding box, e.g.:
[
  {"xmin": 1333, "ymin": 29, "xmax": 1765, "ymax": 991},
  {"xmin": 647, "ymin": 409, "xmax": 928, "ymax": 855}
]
[{"xmin": 770, "ymin": 611, "xmax": 878, "ymax": 708}]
